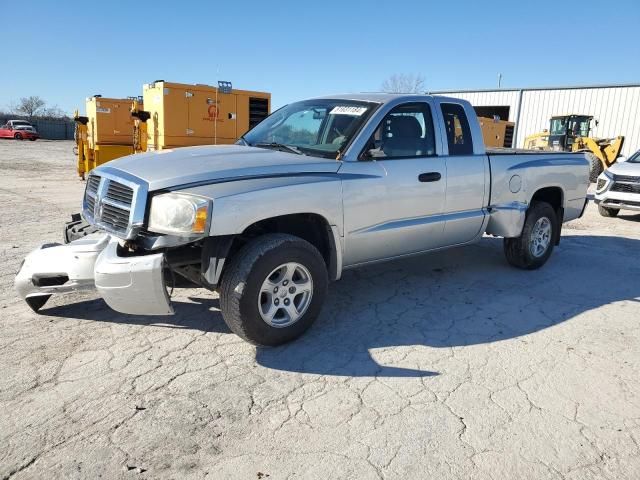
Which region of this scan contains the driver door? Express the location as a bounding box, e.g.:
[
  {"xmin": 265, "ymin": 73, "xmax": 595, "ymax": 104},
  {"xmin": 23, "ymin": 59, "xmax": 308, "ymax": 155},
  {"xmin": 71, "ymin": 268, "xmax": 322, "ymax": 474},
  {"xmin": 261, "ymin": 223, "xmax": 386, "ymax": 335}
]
[{"xmin": 341, "ymin": 101, "xmax": 447, "ymax": 266}]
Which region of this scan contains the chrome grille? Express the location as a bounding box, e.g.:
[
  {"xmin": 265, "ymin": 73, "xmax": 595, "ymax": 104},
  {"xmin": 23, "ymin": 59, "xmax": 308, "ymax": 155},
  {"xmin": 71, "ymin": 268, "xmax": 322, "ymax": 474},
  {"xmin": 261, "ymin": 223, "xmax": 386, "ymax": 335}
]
[
  {"xmin": 87, "ymin": 175, "xmax": 101, "ymax": 194},
  {"xmin": 106, "ymin": 182, "xmax": 133, "ymax": 205},
  {"xmin": 101, "ymin": 203, "xmax": 130, "ymax": 230},
  {"xmin": 86, "ymin": 193, "xmax": 95, "ymax": 213},
  {"xmin": 83, "ymin": 173, "xmax": 145, "ymax": 239}
]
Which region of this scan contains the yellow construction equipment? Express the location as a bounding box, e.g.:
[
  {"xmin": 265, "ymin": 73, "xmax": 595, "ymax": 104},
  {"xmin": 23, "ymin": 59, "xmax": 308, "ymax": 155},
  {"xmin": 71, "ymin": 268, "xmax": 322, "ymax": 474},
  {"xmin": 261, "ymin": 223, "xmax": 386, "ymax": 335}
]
[
  {"xmin": 73, "ymin": 82, "xmax": 271, "ymax": 178},
  {"xmin": 477, "ymin": 116, "xmax": 515, "ymax": 148},
  {"xmin": 142, "ymin": 80, "xmax": 271, "ymax": 150},
  {"xmin": 74, "ymin": 96, "xmax": 142, "ymax": 179},
  {"xmin": 524, "ymin": 114, "xmax": 625, "ymax": 182}
]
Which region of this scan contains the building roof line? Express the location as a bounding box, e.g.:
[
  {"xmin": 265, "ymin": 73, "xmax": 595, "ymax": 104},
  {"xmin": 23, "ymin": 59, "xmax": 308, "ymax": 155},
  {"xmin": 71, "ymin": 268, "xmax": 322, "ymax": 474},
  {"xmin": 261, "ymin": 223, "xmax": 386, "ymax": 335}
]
[{"xmin": 431, "ymin": 82, "xmax": 640, "ymax": 94}]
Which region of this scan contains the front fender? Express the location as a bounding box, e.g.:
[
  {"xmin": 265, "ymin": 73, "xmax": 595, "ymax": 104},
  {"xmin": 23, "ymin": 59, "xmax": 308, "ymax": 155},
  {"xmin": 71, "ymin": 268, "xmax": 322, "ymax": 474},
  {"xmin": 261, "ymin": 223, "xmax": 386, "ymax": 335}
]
[{"xmin": 178, "ymin": 175, "xmax": 344, "ymax": 236}]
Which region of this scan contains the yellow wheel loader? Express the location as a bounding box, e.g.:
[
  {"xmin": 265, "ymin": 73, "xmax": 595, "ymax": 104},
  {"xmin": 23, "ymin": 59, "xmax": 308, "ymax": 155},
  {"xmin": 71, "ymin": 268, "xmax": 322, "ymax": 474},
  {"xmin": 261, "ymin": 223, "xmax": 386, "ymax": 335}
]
[{"xmin": 524, "ymin": 114, "xmax": 625, "ymax": 182}]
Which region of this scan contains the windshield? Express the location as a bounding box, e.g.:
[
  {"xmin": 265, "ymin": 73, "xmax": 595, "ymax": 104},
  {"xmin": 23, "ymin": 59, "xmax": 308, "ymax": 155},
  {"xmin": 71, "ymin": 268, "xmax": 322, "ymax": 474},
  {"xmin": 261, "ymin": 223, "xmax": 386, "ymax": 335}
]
[
  {"xmin": 550, "ymin": 118, "xmax": 567, "ymax": 135},
  {"xmin": 550, "ymin": 117, "xmax": 590, "ymax": 137},
  {"xmin": 12, "ymin": 121, "xmax": 31, "ymax": 126},
  {"xmin": 239, "ymin": 99, "xmax": 378, "ymax": 159}
]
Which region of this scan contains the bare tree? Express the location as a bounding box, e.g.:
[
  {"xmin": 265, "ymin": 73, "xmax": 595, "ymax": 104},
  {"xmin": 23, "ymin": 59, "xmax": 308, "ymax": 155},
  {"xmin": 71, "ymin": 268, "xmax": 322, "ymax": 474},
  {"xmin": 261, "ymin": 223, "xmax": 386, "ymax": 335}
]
[
  {"xmin": 381, "ymin": 74, "xmax": 426, "ymax": 94},
  {"xmin": 15, "ymin": 96, "xmax": 46, "ymax": 118},
  {"xmin": 42, "ymin": 105, "xmax": 67, "ymax": 119}
]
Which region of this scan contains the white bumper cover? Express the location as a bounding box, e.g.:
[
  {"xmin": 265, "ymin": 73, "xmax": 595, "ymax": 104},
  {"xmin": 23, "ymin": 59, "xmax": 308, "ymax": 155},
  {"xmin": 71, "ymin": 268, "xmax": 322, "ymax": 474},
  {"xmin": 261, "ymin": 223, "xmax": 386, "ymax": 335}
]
[
  {"xmin": 94, "ymin": 239, "xmax": 173, "ymax": 315},
  {"xmin": 15, "ymin": 235, "xmax": 173, "ymax": 315}
]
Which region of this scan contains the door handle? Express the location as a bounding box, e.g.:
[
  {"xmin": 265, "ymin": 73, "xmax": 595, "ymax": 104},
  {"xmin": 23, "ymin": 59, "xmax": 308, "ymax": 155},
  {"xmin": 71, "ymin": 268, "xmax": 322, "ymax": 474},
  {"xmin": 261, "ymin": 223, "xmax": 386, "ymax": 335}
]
[{"xmin": 418, "ymin": 172, "xmax": 441, "ymax": 182}]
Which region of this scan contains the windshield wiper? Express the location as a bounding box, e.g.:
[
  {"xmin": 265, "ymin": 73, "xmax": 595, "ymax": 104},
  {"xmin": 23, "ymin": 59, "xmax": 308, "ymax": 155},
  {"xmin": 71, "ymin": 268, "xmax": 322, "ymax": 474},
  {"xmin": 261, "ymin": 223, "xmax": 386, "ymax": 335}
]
[{"xmin": 254, "ymin": 142, "xmax": 305, "ymax": 155}]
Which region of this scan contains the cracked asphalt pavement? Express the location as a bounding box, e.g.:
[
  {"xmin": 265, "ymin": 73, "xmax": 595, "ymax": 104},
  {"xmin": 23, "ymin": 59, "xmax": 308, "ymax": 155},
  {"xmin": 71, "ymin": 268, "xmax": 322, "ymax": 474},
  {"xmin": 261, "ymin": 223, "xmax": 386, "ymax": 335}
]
[{"xmin": 1, "ymin": 140, "xmax": 640, "ymax": 479}]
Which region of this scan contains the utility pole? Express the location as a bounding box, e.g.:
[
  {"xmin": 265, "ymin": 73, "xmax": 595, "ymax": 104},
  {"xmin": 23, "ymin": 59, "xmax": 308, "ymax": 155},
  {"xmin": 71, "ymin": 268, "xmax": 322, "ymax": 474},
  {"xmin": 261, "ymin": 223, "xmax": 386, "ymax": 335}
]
[{"xmin": 498, "ymin": 73, "xmax": 503, "ymax": 89}]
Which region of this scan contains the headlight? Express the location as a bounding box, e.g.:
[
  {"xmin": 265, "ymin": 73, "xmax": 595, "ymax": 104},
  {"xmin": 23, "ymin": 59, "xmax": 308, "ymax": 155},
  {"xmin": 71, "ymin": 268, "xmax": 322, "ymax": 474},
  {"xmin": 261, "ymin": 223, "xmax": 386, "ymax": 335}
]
[
  {"xmin": 148, "ymin": 193, "xmax": 210, "ymax": 236},
  {"xmin": 596, "ymin": 170, "xmax": 613, "ymax": 192}
]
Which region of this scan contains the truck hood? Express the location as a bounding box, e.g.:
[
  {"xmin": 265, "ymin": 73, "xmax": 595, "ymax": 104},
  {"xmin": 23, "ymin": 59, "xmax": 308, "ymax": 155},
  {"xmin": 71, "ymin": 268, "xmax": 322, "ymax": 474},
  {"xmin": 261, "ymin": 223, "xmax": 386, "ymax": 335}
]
[
  {"xmin": 98, "ymin": 145, "xmax": 342, "ymax": 191},
  {"xmin": 608, "ymin": 160, "xmax": 640, "ymax": 177}
]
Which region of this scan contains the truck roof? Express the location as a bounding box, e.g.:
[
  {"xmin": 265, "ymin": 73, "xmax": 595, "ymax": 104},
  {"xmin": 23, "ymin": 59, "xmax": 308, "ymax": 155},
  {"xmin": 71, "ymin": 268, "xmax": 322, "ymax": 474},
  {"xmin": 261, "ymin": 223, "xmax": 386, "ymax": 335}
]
[{"xmin": 310, "ymin": 93, "xmax": 460, "ymax": 104}]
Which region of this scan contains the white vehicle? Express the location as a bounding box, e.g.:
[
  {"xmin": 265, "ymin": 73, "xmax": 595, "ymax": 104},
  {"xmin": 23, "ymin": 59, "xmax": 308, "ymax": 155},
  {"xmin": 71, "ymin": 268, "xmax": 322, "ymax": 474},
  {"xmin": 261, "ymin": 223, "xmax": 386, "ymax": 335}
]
[
  {"xmin": 15, "ymin": 94, "xmax": 590, "ymax": 345},
  {"xmin": 594, "ymin": 149, "xmax": 640, "ymax": 217}
]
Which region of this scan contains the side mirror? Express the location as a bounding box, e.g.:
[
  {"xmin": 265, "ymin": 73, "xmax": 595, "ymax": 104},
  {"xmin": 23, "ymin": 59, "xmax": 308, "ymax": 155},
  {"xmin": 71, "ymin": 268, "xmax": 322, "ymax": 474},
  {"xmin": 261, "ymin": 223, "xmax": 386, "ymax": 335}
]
[{"xmin": 364, "ymin": 148, "xmax": 386, "ymax": 160}]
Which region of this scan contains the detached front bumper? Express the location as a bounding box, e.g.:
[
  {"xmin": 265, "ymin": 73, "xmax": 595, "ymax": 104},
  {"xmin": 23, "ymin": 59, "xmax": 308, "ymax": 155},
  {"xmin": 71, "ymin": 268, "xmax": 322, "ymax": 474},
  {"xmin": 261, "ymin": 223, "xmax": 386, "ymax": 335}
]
[{"xmin": 15, "ymin": 235, "xmax": 173, "ymax": 315}]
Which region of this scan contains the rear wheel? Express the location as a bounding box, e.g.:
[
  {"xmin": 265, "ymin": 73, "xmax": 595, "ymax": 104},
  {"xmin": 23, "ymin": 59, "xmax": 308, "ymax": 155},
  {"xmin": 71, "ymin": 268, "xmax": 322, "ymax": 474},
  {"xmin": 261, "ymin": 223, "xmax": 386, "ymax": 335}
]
[
  {"xmin": 586, "ymin": 152, "xmax": 603, "ymax": 183},
  {"xmin": 598, "ymin": 205, "xmax": 619, "ymax": 217},
  {"xmin": 504, "ymin": 201, "xmax": 557, "ymax": 270},
  {"xmin": 14, "ymin": 133, "xmax": 23, "ymax": 140},
  {"xmin": 219, "ymin": 233, "xmax": 328, "ymax": 346}
]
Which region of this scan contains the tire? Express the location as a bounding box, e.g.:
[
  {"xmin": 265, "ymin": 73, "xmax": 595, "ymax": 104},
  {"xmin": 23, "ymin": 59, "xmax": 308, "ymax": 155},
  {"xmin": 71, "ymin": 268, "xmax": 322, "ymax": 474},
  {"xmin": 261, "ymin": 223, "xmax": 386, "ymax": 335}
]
[
  {"xmin": 586, "ymin": 152, "xmax": 603, "ymax": 183},
  {"xmin": 504, "ymin": 201, "xmax": 557, "ymax": 270},
  {"xmin": 14, "ymin": 133, "xmax": 23, "ymax": 140},
  {"xmin": 219, "ymin": 233, "xmax": 328, "ymax": 346},
  {"xmin": 598, "ymin": 205, "xmax": 619, "ymax": 217},
  {"xmin": 29, "ymin": 137, "xmax": 37, "ymax": 141}
]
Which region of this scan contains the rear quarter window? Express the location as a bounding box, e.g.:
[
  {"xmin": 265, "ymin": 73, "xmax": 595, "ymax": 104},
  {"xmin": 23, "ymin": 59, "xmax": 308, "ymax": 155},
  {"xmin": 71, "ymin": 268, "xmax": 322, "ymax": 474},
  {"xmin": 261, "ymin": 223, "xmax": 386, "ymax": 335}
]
[{"xmin": 441, "ymin": 103, "xmax": 473, "ymax": 156}]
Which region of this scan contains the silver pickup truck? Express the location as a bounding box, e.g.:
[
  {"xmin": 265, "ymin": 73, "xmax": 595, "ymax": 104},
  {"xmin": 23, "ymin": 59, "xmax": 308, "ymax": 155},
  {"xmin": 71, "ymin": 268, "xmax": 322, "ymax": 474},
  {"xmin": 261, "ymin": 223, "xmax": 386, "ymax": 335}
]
[{"xmin": 15, "ymin": 94, "xmax": 589, "ymax": 345}]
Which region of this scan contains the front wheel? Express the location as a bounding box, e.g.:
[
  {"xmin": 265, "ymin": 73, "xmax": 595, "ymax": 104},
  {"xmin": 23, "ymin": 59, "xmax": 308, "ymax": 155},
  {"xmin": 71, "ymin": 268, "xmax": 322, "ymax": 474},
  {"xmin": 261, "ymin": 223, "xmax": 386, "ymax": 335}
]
[
  {"xmin": 29, "ymin": 137, "xmax": 37, "ymax": 141},
  {"xmin": 14, "ymin": 133, "xmax": 23, "ymax": 140},
  {"xmin": 219, "ymin": 233, "xmax": 328, "ymax": 346},
  {"xmin": 504, "ymin": 202, "xmax": 557, "ymax": 270},
  {"xmin": 598, "ymin": 205, "xmax": 619, "ymax": 217},
  {"xmin": 585, "ymin": 152, "xmax": 603, "ymax": 183}
]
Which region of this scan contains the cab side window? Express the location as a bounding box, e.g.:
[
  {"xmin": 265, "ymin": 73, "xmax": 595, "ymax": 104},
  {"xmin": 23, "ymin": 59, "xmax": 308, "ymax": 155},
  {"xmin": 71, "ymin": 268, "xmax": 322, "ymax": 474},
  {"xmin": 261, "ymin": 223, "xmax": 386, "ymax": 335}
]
[
  {"xmin": 441, "ymin": 103, "xmax": 473, "ymax": 155},
  {"xmin": 363, "ymin": 102, "xmax": 436, "ymax": 159}
]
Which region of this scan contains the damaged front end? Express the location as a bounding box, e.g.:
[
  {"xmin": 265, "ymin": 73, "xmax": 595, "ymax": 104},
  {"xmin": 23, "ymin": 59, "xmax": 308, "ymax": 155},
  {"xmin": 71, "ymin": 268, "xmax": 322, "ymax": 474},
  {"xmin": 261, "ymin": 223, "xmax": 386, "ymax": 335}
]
[{"xmin": 14, "ymin": 234, "xmax": 173, "ymax": 316}]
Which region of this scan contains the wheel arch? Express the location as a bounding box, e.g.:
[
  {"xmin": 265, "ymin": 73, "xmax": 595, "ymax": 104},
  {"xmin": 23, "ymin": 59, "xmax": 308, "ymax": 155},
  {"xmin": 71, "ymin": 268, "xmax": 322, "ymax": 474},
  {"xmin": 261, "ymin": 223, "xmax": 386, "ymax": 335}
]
[
  {"xmin": 219, "ymin": 213, "xmax": 342, "ymax": 284},
  {"xmin": 529, "ymin": 186, "xmax": 564, "ymax": 245}
]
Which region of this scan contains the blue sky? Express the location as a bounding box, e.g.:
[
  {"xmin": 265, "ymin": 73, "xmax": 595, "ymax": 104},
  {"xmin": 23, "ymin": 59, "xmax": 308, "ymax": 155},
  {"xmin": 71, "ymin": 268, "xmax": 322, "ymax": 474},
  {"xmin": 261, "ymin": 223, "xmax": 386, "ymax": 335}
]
[{"xmin": 2, "ymin": 0, "xmax": 639, "ymax": 115}]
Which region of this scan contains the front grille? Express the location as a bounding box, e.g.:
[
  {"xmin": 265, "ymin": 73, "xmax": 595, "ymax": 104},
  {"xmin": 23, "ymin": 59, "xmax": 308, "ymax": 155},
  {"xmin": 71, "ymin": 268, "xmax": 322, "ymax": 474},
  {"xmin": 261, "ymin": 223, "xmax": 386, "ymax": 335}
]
[
  {"xmin": 87, "ymin": 175, "xmax": 101, "ymax": 194},
  {"xmin": 83, "ymin": 174, "xmax": 140, "ymax": 238},
  {"xmin": 106, "ymin": 181, "xmax": 133, "ymax": 205},
  {"xmin": 249, "ymin": 98, "xmax": 269, "ymax": 129},
  {"xmin": 86, "ymin": 194, "xmax": 95, "ymax": 213},
  {"xmin": 101, "ymin": 203, "xmax": 130, "ymax": 231},
  {"xmin": 613, "ymin": 175, "xmax": 640, "ymax": 183},
  {"xmin": 611, "ymin": 182, "xmax": 640, "ymax": 194}
]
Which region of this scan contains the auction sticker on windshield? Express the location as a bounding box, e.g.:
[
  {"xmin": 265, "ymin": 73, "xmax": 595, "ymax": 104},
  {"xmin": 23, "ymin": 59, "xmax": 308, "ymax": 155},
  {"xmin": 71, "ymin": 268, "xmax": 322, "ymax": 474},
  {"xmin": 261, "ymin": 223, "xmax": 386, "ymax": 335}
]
[{"xmin": 330, "ymin": 106, "xmax": 368, "ymax": 116}]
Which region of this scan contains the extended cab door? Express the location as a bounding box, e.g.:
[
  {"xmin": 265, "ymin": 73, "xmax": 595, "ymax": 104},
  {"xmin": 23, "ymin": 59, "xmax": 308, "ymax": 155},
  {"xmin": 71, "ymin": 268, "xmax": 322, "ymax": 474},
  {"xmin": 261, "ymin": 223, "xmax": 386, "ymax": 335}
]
[
  {"xmin": 435, "ymin": 101, "xmax": 489, "ymax": 244},
  {"xmin": 341, "ymin": 101, "xmax": 447, "ymax": 266}
]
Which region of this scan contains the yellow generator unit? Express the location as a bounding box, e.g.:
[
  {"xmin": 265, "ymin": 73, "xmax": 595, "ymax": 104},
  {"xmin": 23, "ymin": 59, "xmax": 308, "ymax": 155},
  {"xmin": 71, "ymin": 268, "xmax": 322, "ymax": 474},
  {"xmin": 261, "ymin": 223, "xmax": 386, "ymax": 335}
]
[
  {"xmin": 74, "ymin": 96, "xmax": 141, "ymax": 179},
  {"xmin": 142, "ymin": 80, "xmax": 271, "ymax": 150},
  {"xmin": 478, "ymin": 116, "xmax": 515, "ymax": 148}
]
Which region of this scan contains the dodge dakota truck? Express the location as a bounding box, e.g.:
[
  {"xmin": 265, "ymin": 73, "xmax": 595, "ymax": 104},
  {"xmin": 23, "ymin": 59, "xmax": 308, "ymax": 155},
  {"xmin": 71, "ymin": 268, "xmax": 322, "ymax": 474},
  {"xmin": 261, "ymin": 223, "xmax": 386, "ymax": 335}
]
[{"xmin": 15, "ymin": 94, "xmax": 590, "ymax": 345}]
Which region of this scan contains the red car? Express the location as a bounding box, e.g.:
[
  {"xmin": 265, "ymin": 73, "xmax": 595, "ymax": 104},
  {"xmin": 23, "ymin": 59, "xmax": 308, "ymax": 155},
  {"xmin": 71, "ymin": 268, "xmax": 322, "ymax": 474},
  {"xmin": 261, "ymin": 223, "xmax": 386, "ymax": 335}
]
[{"xmin": 0, "ymin": 120, "xmax": 39, "ymax": 140}]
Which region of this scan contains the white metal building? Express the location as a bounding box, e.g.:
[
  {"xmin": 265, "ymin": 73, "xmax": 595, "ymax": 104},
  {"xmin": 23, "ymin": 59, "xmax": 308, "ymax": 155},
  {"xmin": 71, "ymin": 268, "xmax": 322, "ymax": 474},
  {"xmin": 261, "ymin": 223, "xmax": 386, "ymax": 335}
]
[{"xmin": 434, "ymin": 84, "xmax": 640, "ymax": 155}]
